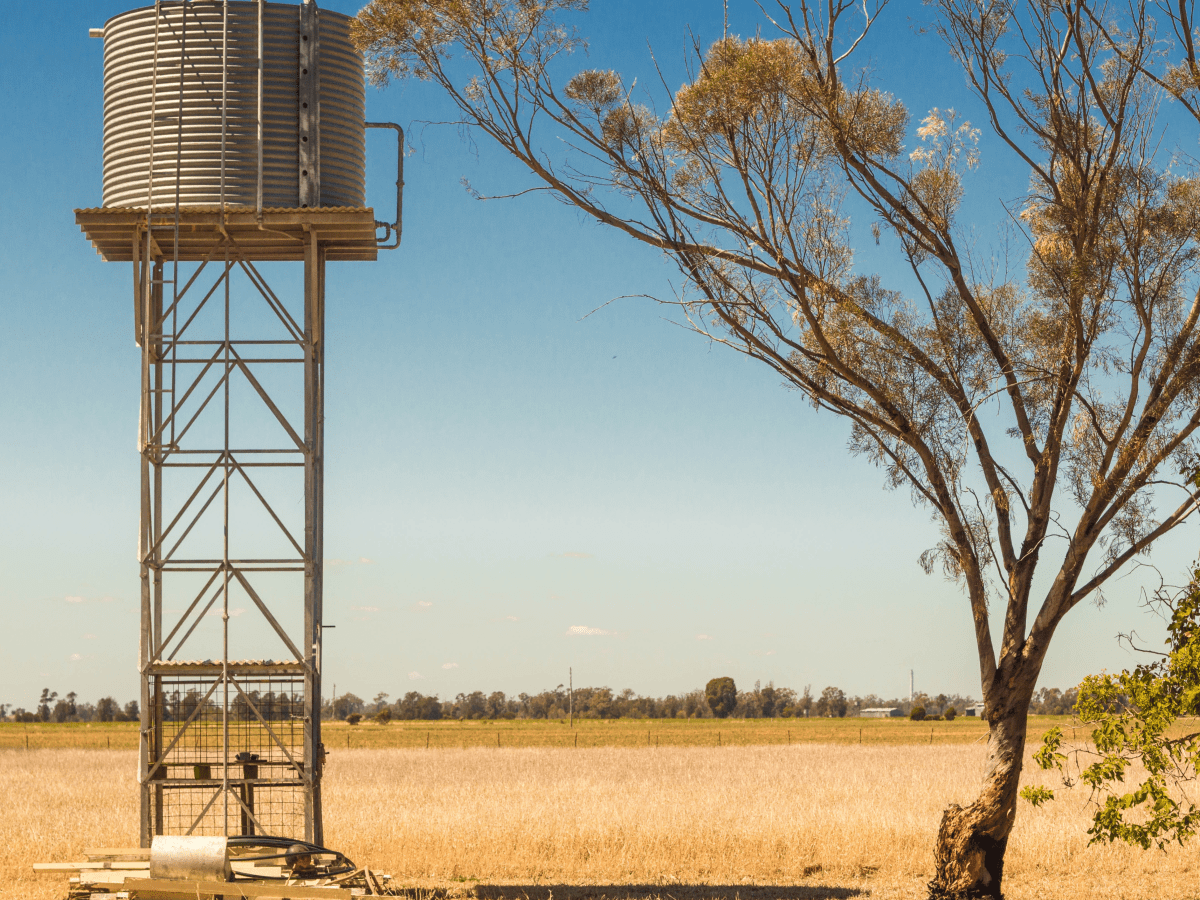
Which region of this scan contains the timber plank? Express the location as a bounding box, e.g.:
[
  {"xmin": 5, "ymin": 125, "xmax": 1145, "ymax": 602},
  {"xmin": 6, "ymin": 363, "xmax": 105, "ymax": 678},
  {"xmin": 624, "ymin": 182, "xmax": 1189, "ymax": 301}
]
[{"xmin": 99, "ymin": 878, "xmax": 352, "ymax": 898}]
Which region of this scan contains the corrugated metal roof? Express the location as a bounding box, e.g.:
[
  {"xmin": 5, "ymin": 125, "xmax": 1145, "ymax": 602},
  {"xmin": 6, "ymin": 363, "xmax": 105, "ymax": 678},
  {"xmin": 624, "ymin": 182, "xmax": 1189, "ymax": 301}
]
[{"xmin": 154, "ymin": 658, "xmax": 301, "ymax": 667}]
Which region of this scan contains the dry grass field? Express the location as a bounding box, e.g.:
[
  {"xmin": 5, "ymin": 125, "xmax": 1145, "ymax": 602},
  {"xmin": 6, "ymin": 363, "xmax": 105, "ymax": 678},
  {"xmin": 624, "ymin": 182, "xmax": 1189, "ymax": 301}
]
[
  {"xmin": 8, "ymin": 740, "xmax": 1197, "ymax": 900},
  {"xmin": 0, "ymin": 716, "xmax": 1082, "ymax": 751}
]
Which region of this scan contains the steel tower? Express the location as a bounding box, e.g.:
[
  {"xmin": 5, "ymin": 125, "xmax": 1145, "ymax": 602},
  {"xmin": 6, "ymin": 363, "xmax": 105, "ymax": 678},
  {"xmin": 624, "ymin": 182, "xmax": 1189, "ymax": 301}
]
[{"xmin": 76, "ymin": 0, "xmax": 400, "ymax": 846}]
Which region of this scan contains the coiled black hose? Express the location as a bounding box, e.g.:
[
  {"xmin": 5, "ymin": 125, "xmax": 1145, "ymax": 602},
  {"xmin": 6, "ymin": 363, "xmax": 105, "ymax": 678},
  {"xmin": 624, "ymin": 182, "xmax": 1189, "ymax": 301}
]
[{"xmin": 226, "ymin": 835, "xmax": 356, "ymax": 880}]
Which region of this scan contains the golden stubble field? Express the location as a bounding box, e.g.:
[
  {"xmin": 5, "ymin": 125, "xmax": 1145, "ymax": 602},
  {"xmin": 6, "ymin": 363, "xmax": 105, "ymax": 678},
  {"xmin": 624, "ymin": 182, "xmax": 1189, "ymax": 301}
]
[{"xmin": 7, "ymin": 743, "xmax": 1194, "ymax": 900}]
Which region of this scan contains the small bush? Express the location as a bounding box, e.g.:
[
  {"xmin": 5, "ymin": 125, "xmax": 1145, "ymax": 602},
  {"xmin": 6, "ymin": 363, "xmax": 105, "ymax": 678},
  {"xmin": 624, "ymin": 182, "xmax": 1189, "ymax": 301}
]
[
  {"xmin": 345, "ymin": 713, "xmax": 362, "ymax": 726},
  {"xmin": 944, "ymin": 706, "xmax": 957, "ymax": 721},
  {"xmin": 909, "ymin": 706, "xmax": 926, "ymax": 721},
  {"xmin": 926, "ymin": 714, "xmax": 942, "ymax": 721},
  {"xmin": 374, "ymin": 708, "xmax": 393, "ymax": 724}
]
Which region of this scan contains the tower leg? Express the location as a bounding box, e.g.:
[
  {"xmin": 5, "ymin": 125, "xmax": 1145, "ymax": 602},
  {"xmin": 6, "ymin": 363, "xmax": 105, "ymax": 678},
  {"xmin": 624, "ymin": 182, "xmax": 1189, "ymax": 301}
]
[
  {"xmin": 303, "ymin": 233, "xmax": 326, "ymax": 843},
  {"xmin": 137, "ymin": 239, "xmax": 161, "ymax": 847}
]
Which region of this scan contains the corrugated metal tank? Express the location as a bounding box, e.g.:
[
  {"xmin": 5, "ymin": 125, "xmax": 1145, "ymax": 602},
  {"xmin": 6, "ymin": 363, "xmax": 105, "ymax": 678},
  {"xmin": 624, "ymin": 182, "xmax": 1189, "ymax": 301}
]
[{"xmin": 100, "ymin": 1, "xmax": 365, "ymax": 209}]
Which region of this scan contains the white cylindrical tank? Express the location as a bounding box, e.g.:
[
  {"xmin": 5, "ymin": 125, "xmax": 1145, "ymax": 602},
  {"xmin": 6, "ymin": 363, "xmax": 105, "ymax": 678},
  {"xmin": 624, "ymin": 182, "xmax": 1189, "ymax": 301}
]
[
  {"xmin": 99, "ymin": 0, "xmax": 365, "ymax": 209},
  {"xmin": 149, "ymin": 835, "xmax": 232, "ymax": 881}
]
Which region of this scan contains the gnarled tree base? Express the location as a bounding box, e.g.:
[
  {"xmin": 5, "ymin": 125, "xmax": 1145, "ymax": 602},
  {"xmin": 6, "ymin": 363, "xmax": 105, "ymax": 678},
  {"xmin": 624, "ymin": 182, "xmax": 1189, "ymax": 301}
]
[{"xmin": 927, "ymin": 802, "xmax": 1009, "ymax": 899}]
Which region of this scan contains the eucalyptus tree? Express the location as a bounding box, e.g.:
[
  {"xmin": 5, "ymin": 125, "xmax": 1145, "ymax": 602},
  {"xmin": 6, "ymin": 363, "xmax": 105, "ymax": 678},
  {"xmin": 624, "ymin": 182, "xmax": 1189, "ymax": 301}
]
[{"xmin": 352, "ymin": 1, "xmax": 1200, "ymax": 895}]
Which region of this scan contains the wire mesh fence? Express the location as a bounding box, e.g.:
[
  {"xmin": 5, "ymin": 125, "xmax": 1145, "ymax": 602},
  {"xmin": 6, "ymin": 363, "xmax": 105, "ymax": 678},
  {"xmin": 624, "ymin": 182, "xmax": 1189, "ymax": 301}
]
[{"xmin": 151, "ymin": 673, "xmax": 307, "ymax": 838}]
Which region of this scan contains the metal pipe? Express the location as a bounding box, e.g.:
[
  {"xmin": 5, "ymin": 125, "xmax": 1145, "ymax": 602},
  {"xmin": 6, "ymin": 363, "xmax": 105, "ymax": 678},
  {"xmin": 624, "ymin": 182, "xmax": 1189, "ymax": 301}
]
[
  {"xmin": 257, "ymin": 0, "xmax": 264, "ymax": 217},
  {"xmin": 366, "ymin": 122, "xmax": 404, "ymax": 249},
  {"xmin": 220, "ymin": 0, "xmax": 228, "ymax": 217}
]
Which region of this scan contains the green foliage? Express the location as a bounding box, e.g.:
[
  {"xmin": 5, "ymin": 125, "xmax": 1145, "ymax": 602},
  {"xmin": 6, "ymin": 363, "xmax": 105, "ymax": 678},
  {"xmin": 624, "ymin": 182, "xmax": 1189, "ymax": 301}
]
[
  {"xmin": 330, "ymin": 693, "xmax": 365, "ymax": 720},
  {"xmin": 1028, "ymin": 564, "xmax": 1200, "ymax": 849},
  {"xmin": 705, "ymin": 677, "xmax": 737, "ymax": 718},
  {"xmin": 96, "ymin": 697, "xmax": 119, "ymax": 723},
  {"xmin": 816, "ymin": 686, "xmax": 848, "ymax": 718},
  {"xmin": 944, "ymin": 706, "xmax": 957, "ymax": 720},
  {"xmin": 910, "ymin": 705, "xmax": 926, "ymax": 721},
  {"xmin": 374, "ymin": 707, "xmax": 393, "ymax": 724},
  {"xmin": 37, "ymin": 689, "xmax": 57, "ymax": 723},
  {"xmin": 345, "ymin": 713, "xmax": 363, "ymax": 726},
  {"xmin": 1019, "ymin": 785, "xmax": 1055, "ymax": 807}
]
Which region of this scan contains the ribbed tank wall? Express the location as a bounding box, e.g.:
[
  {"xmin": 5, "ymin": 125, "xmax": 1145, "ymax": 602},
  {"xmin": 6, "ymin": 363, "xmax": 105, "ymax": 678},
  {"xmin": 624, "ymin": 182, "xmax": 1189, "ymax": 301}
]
[{"xmin": 101, "ymin": 1, "xmax": 365, "ymax": 208}]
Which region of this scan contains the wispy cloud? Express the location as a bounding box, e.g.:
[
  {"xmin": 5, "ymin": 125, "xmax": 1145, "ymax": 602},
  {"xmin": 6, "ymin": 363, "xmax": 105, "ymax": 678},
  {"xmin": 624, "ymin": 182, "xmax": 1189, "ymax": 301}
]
[
  {"xmin": 83, "ymin": 634, "xmax": 97, "ymax": 640},
  {"xmin": 351, "ymin": 605, "xmax": 380, "ymax": 612},
  {"xmin": 505, "ymin": 615, "xmax": 519, "ymax": 622},
  {"xmin": 442, "ymin": 662, "xmax": 459, "ymax": 669},
  {"xmin": 65, "ymin": 596, "xmax": 84, "ymax": 604},
  {"xmin": 566, "ymin": 625, "xmax": 615, "ymax": 636},
  {"xmin": 696, "ymin": 634, "xmax": 713, "ymax": 641},
  {"xmin": 69, "ymin": 653, "xmax": 83, "ymax": 661},
  {"xmin": 408, "ymin": 671, "xmax": 425, "ymax": 680},
  {"xmin": 557, "ymin": 551, "xmax": 593, "ymax": 559},
  {"xmin": 752, "ymin": 649, "xmax": 777, "ymax": 657},
  {"xmin": 326, "ymin": 557, "xmax": 375, "ymax": 568}
]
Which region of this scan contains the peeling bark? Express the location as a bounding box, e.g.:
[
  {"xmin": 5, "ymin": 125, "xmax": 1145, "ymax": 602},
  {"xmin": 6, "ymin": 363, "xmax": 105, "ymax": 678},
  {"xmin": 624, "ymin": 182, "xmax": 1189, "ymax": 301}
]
[{"xmin": 928, "ymin": 708, "xmax": 1029, "ymax": 899}]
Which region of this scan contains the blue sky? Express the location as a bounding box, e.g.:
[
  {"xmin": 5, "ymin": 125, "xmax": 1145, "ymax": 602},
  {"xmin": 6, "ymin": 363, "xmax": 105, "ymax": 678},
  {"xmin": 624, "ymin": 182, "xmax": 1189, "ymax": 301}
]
[{"xmin": 0, "ymin": 0, "xmax": 1192, "ymax": 711}]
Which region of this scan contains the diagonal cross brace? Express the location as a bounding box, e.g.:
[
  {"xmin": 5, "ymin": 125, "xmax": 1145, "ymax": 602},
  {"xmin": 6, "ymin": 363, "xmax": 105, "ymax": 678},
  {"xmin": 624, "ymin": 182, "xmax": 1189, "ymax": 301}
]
[
  {"xmin": 231, "ymin": 351, "xmax": 305, "ymax": 453},
  {"xmin": 230, "ymin": 567, "xmax": 307, "ymax": 664},
  {"xmin": 228, "ymin": 675, "xmax": 308, "ymax": 781}
]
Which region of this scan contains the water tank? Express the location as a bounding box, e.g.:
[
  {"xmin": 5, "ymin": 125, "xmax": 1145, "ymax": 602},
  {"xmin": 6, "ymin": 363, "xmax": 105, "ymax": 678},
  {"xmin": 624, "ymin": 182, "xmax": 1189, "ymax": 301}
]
[{"xmin": 99, "ymin": 1, "xmax": 365, "ymax": 209}]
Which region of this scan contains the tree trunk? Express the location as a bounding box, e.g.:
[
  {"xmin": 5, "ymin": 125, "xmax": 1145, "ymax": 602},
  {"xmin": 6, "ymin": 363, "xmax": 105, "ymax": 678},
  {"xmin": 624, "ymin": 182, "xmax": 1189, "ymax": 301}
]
[{"xmin": 928, "ymin": 707, "xmax": 1028, "ymax": 899}]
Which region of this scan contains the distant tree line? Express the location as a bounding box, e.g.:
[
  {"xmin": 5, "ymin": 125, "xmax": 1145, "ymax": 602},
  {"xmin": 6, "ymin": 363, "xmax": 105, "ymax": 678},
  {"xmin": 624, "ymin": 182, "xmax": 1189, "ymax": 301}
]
[
  {"xmin": 318, "ymin": 679, "xmax": 991, "ymax": 723},
  {"xmin": 0, "ymin": 680, "xmax": 1076, "ymax": 724},
  {"xmin": 0, "ymin": 689, "xmax": 140, "ymax": 724},
  {"xmin": 1027, "ymin": 686, "xmax": 1080, "ymax": 716}
]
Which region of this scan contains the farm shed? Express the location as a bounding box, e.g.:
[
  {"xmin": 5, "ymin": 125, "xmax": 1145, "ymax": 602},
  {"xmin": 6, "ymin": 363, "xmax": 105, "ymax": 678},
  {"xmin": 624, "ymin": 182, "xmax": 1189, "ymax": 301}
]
[{"xmin": 859, "ymin": 707, "xmax": 903, "ymax": 718}]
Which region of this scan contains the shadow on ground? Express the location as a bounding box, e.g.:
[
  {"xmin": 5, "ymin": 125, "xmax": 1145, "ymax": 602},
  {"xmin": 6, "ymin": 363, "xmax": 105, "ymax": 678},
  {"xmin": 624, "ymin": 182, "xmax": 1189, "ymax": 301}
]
[{"xmin": 466, "ymin": 885, "xmax": 866, "ymax": 900}]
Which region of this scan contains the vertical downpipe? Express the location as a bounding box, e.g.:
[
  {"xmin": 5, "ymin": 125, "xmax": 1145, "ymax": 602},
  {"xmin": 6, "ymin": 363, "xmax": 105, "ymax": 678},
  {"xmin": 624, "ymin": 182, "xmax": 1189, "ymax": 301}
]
[
  {"xmin": 220, "ymin": 0, "xmax": 230, "ymax": 837},
  {"xmin": 256, "ymin": 0, "xmax": 263, "ymax": 217},
  {"xmin": 298, "ymin": 0, "xmax": 319, "ymax": 207},
  {"xmin": 219, "ymin": 0, "xmax": 228, "ymax": 218}
]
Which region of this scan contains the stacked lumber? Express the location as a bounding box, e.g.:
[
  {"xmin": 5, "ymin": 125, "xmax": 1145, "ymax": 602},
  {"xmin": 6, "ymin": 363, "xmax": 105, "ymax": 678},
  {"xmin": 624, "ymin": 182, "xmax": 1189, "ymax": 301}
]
[{"xmin": 34, "ymin": 848, "xmax": 397, "ymax": 898}]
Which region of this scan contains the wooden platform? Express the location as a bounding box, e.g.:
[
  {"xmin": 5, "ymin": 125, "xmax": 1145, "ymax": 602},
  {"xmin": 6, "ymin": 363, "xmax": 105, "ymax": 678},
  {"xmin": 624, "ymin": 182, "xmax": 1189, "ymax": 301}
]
[{"xmin": 75, "ymin": 206, "xmax": 381, "ymax": 262}]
